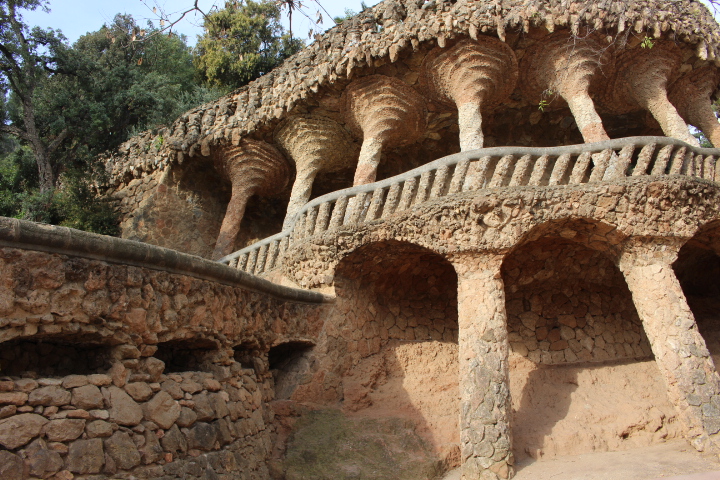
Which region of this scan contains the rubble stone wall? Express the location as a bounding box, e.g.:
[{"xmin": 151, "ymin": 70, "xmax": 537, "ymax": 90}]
[
  {"xmin": 503, "ymin": 237, "xmax": 652, "ymax": 365},
  {"xmin": 282, "ymin": 241, "xmax": 458, "ymax": 406},
  {"xmin": 0, "ymin": 219, "xmax": 332, "ymax": 479},
  {"xmin": 0, "ymin": 367, "xmax": 272, "ymax": 480}
]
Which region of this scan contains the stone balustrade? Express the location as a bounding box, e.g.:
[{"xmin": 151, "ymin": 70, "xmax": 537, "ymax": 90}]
[{"xmin": 219, "ymin": 136, "xmax": 720, "ymax": 274}]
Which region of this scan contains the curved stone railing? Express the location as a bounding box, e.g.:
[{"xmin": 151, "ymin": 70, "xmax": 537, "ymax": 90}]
[
  {"xmin": 0, "ymin": 217, "xmax": 332, "ymax": 304},
  {"xmin": 219, "ymin": 136, "xmax": 720, "ymax": 274}
]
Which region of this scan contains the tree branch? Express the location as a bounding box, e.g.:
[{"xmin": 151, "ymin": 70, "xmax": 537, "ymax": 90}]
[
  {"xmin": 47, "ymin": 128, "xmax": 69, "ymax": 154},
  {"xmin": 138, "ymin": 0, "xmax": 209, "ymax": 42},
  {"xmin": 0, "ymin": 124, "xmax": 31, "ymax": 142}
]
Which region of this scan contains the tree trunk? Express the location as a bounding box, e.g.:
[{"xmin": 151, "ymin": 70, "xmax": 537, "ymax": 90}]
[{"xmin": 22, "ymin": 96, "xmax": 55, "ymax": 193}]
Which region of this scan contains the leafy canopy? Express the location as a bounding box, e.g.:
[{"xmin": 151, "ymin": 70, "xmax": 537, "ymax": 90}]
[{"xmin": 195, "ymin": 0, "xmax": 302, "ymax": 89}]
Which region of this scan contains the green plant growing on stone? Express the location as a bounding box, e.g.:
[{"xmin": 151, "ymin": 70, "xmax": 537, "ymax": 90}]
[
  {"xmin": 153, "ymin": 134, "xmax": 164, "ymax": 152},
  {"xmin": 538, "ymin": 89, "xmax": 555, "ymax": 112},
  {"xmin": 641, "ymin": 36, "xmax": 654, "ymax": 49}
]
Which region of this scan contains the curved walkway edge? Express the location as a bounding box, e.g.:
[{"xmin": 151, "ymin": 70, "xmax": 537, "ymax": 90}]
[{"xmin": 0, "ymin": 217, "xmax": 332, "ymax": 305}]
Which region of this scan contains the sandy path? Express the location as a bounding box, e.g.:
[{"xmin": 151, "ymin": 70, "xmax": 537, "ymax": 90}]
[{"xmin": 442, "ymin": 440, "xmax": 720, "ymax": 480}]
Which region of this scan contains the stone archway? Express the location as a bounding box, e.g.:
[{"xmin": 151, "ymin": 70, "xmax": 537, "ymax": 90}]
[
  {"xmin": 673, "ymin": 220, "xmax": 720, "ymax": 368},
  {"xmin": 501, "ymin": 220, "xmax": 685, "ymax": 464},
  {"xmin": 282, "ymin": 240, "xmax": 461, "ymax": 479}
]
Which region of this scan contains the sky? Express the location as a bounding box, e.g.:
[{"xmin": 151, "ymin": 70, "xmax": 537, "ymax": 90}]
[{"xmin": 20, "ymin": 0, "xmax": 380, "ymax": 46}]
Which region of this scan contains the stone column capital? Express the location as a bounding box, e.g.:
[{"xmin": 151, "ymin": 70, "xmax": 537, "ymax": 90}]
[{"xmin": 448, "ymin": 251, "xmax": 505, "ymax": 279}]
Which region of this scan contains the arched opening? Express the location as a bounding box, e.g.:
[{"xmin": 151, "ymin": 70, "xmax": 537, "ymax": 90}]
[
  {"xmin": 154, "ymin": 338, "xmax": 218, "ymax": 373},
  {"xmin": 673, "ymin": 221, "xmax": 720, "ymax": 367},
  {"xmin": 282, "ymin": 240, "xmax": 459, "ymax": 478},
  {"xmin": 0, "ymin": 334, "xmax": 114, "ymax": 377},
  {"xmin": 502, "ymin": 221, "xmax": 684, "ymax": 465},
  {"xmin": 269, "ymin": 341, "xmax": 315, "ymax": 401}
]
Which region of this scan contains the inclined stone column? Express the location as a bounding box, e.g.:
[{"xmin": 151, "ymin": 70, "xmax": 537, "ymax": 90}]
[
  {"xmin": 212, "ymin": 139, "xmax": 290, "ymax": 260},
  {"xmin": 423, "ymin": 38, "xmax": 518, "ymax": 151},
  {"xmin": 342, "ymin": 75, "xmax": 427, "ymax": 185},
  {"xmin": 274, "ymin": 115, "xmax": 359, "ymax": 229},
  {"xmin": 451, "ymin": 253, "xmax": 513, "ymax": 480},
  {"xmin": 520, "ymin": 33, "xmax": 609, "ymax": 143},
  {"xmin": 669, "ymin": 67, "xmax": 720, "ymax": 147},
  {"xmin": 618, "ymin": 238, "xmax": 720, "ymax": 451},
  {"xmin": 608, "ymin": 42, "xmax": 699, "ymax": 146}
]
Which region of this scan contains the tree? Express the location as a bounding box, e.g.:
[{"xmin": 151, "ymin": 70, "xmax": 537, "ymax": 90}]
[
  {"xmin": 0, "ymin": 0, "xmax": 69, "ymax": 192},
  {"xmin": 35, "ymin": 14, "xmax": 199, "ymax": 157},
  {"xmin": 195, "ymin": 0, "xmax": 302, "ymax": 90}
]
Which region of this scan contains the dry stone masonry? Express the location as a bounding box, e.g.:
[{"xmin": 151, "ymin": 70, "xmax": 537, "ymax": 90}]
[{"xmin": 7, "ymin": 0, "xmax": 720, "ymax": 479}]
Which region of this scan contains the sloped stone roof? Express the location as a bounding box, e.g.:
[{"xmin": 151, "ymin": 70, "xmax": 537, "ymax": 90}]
[{"xmin": 106, "ymin": 0, "xmax": 720, "ymax": 184}]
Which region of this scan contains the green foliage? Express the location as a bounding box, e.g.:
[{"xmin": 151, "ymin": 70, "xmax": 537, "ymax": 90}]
[
  {"xmin": 1, "ymin": 1, "xmax": 297, "ymax": 234},
  {"xmin": 0, "ymin": 144, "xmax": 118, "ymax": 234},
  {"xmin": 694, "ymin": 130, "xmax": 712, "ymax": 148},
  {"xmin": 195, "ymin": 0, "xmax": 302, "ymax": 90},
  {"xmin": 641, "ymin": 36, "xmax": 654, "ymax": 49},
  {"xmin": 1, "ymin": 0, "xmax": 71, "ymax": 192},
  {"xmin": 0, "ymin": 144, "xmax": 36, "ymax": 217},
  {"xmin": 52, "ymin": 170, "xmax": 119, "ymax": 235},
  {"xmin": 334, "ymin": 8, "xmax": 357, "ymax": 24},
  {"xmin": 34, "ymin": 14, "xmax": 198, "ymax": 156}
]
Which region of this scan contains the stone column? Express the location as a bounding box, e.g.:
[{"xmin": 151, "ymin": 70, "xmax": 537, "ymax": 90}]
[
  {"xmin": 520, "ymin": 34, "xmax": 609, "ymax": 143},
  {"xmin": 423, "ymin": 38, "xmax": 518, "ymax": 151},
  {"xmin": 451, "ymin": 253, "xmax": 513, "ymax": 480},
  {"xmin": 608, "ymin": 42, "xmax": 699, "ymax": 146},
  {"xmin": 212, "ymin": 140, "xmax": 290, "ymax": 260},
  {"xmin": 274, "ymin": 115, "xmax": 359, "ymax": 229},
  {"xmin": 669, "ymin": 67, "xmax": 720, "ymax": 148},
  {"xmin": 618, "ymin": 238, "xmax": 720, "ymax": 451},
  {"xmin": 342, "ymin": 75, "xmax": 427, "ymax": 185}
]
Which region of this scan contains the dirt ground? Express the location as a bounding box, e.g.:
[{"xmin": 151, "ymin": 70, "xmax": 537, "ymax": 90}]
[{"xmin": 442, "ymin": 440, "xmax": 720, "ymax": 480}]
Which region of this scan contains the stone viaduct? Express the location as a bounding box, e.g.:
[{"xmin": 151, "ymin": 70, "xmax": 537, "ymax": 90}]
[{"xmin": 5, "ymin": 0, "xmax": 720, "ymax": 479}]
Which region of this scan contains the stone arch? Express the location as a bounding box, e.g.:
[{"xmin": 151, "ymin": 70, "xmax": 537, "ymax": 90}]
[
  {"xmin": 673, "ymin": 219, "xmax": 720, "ymax": 368},
  {"xmin": 501, "ymin": 218, "xmax": 684, "ymax": 462},
  {"xmin": 306, "ymin": 240, "xmax": 461, "ymax": 471}
]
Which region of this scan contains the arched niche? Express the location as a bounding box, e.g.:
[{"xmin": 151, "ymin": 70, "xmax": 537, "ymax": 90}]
[
  {"xmin": 673, "ymin": 220, "xmax": 720, "ymax": 367},
  {"xmin": 316, "ymin": 240, "xmax": 461, "ymax": 470},
  {"xmin": 502, "ymin": 219, "xmax": 683, "ymax": 463}
]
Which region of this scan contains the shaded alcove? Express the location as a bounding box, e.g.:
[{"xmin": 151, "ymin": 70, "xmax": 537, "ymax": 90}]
[
  {"xmin": 673, "ymin": 223, "xmax": 720, "ymax": 367},
  {"xmin": 502, "ymin": 226, "xmax": 683, "ymax": 464},
  {"xmin": 325, "ymin": 240, "xmax": 460, "ymax": 472},
  {"xmin": 154, "ymin": 338, "xmax": 219, "ymax": 373},
  {"xmin": 0, "ymin": 334, "xmax": 114, "ymax": 377},
  {"xmin": 269, "ymin": 341, "xmax": 315, "ymax": 401}
]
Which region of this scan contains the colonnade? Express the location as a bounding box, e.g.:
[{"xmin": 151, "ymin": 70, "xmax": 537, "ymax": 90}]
[
  {"xmin": 448, "ymin": 235, "xmax": 720, "ymax": 479},
  {"xmin": 209, "ymin": 33, "xmax": 720, "ymax": 260}
]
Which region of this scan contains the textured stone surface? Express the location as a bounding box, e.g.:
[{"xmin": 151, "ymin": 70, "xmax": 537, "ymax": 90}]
[
  {"xmin": 104, "ymin": 431, "xmax": 141, "ymax": 470},
  {"xmin": 107, "ymin": 386, "xmax": 143, "ymax": 427},
  {"xmin": 25, "ymin": 438, "xmax": 63, "ymax": 477},
  {"xmin": 28, "ymin": 386, "xmax": 71, "ymax": 407},
  {"xmin": 423, "ymin": 37, "xmax": 518, "ymax": 150},
  {"xmin": 0, "ymin": 413, "xmax": 48, "ymax": 449},
  {"xmin": 125, "ymin": 382, "xmax": 154, "ymax": 402},
  {"xmin": 211, "ymin": 139, "xmax": 290, "ymax": 259},
  {"xmin": 343, "ymin": 75, "xmax": 427, "ymax": 185},
  {"xmin": 72, "ymin": 384, "xmax": 104, "ymax": 410},
  {"xmin": 3, "ymin": 3, "xmax": 720, "ymax": 480},
  {"xmin": 66, "ymin": 438, "xmax": 104, "ymax": 474},
  {"xmin": 43, "ymin": 419, "xmax": 86, "ymax": 442},
  {"xmin": 143, "ymin": 391, "xmax": 181, "ymax": 429},
  {"xmin": 0, "ymin": 450, "xmax": 24, "ymax": 480}
]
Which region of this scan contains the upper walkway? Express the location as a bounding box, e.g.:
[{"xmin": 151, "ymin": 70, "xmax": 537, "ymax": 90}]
[{"xmin": 219, "ymin": 136, "xmax": 720, "ymax": 279}]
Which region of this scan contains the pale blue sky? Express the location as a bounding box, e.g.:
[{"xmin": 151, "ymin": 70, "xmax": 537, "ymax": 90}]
[{"xmin": 20, "ymin": 0, "xmax": 379, "ymax": 46}]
